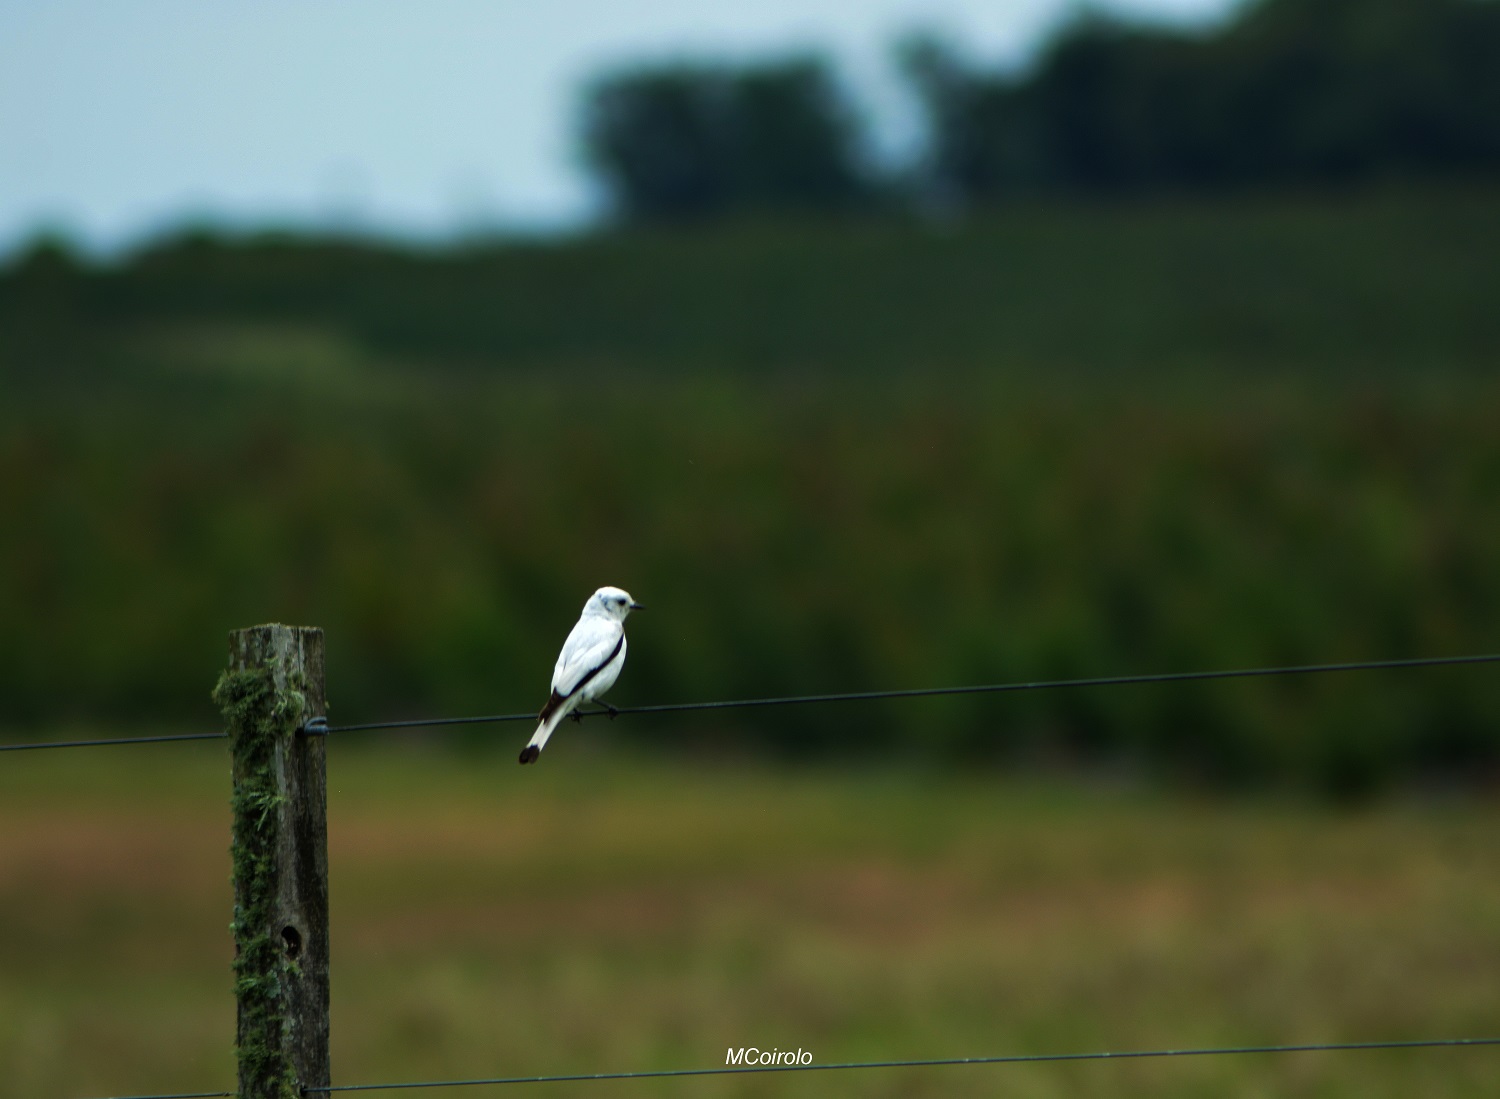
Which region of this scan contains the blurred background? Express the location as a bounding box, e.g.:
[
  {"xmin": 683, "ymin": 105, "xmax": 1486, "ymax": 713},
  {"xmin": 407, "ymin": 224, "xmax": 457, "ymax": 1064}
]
[{"xmin": 3, "ymin": 0, "xmax": 1500, "ymax": 1095}]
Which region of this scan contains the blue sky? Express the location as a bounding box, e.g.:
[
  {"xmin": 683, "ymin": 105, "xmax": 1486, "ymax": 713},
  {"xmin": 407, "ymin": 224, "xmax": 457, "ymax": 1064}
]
[{"xmin": 0, "ymin": 0, "xmax": 1237, "ymax": 255}]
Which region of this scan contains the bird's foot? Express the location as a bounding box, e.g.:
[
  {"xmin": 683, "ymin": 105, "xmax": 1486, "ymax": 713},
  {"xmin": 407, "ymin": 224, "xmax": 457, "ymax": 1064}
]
[{"xmin": 602, "ymin": 702, "xmax": 619, "ymax": 720}]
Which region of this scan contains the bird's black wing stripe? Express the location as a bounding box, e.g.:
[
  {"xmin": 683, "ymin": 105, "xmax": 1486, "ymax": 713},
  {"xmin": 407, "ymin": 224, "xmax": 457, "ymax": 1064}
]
[
  {"xmin": 560, "ymin": 635, "xmax": 624, "ymax": 702},
  {"xmin": 537, "ymin": 689, "xmax": 566, "ymax": 723}
]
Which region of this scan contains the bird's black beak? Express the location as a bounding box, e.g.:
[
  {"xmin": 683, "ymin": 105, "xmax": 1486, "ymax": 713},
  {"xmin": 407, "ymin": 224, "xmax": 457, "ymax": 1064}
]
[{"xmin": 630, "ymin": 602, "xmax": 645, "ymax": 611}]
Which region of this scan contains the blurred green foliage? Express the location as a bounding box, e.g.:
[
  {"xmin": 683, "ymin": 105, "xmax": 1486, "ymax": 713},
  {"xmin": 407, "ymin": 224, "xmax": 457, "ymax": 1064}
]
[{"xmin": 2, "ymin": 189, "xmax": 1499, "ymax": 792}]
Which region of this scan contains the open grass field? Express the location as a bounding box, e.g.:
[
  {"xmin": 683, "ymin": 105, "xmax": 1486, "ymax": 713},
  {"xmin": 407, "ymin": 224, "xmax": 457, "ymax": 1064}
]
[{"xmin": 2, "ymin": 743, "xmax": 1498, "ymax": 1098}]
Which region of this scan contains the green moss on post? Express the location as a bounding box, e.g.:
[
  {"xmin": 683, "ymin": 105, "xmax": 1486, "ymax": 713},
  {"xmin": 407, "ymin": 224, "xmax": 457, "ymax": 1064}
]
[{"xmin": 215, "ymin": 625, "xmax": 330, "ymax": 1099}]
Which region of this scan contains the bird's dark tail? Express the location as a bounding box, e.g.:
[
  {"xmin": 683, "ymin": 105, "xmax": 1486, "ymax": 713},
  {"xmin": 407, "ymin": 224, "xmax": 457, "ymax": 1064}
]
[{"xmin": 519, "ymin": 690, "xmax": 567, "ymax": 764}]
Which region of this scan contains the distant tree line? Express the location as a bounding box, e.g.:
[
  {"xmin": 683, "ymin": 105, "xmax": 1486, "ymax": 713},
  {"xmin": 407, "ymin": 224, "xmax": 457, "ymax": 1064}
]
[
  {"xmin": 582, "ymin": 0, "xmax": 1500, "ymax": 221},
  {"xmin": 582, "ymin": 58, "xmax": 873, "ymax": 220}
]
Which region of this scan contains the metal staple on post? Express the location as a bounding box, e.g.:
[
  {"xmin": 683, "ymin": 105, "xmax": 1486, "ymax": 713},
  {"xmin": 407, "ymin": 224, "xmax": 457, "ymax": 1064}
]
[{"xmin": 214, "ymin": 624, "xmax": 331, "ymax": 1099}]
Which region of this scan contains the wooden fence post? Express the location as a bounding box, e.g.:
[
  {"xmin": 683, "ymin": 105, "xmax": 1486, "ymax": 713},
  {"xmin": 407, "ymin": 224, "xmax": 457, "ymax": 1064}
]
[{"xmin": 213, "ymin": 624, "xmax": 331, "ymax": 1098}]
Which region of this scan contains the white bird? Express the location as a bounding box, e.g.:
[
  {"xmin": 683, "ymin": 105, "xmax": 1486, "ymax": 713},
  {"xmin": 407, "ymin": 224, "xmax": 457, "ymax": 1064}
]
[{"xmin": 519, "ymin": 586, "xmax": 643, "ymax": 764}]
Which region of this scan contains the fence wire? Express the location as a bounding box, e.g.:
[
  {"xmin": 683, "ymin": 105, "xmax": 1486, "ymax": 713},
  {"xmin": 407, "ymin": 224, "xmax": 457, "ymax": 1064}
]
[
  {"xmin": 76, "ymin": 1036, "xmax": 1500, "ymax": 1099},
  {"xmin": 323, "ymin": 652, "xmax": 1500, "ymax": 734},
  {"xmin": 302, "ymin": 1036, "xmax": 1500, "ymax": 1093},
  {"xmin": 85, "ymin": 1091, "xmax": 232, "ymax": 1099},
  {"xmin": 7, "ymin": 652, "xmax": 1498, "ymax": 753}
]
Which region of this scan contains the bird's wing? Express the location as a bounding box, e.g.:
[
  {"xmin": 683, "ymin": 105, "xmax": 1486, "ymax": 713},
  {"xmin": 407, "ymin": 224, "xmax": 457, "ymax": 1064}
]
[{"xmin": 551, "ymin": 616, "xmax": 624, "ymax": 700}]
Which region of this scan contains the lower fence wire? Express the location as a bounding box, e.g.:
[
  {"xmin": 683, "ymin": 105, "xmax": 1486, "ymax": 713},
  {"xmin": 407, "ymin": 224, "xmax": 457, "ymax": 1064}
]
[
  {"xmin": 301, "ymin": 1037, "xmax": 1500, "ymax": 1093},
  {"xmin": 80, "ymin": 1037, "xmax": 1500, "ymax": 1099}
]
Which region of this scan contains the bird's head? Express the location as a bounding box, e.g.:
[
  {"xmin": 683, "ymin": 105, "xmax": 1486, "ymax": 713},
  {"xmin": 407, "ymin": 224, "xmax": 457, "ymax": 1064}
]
[{"xmin": 588, "ymin": 586, "xmax": 643, "ymax": 621}]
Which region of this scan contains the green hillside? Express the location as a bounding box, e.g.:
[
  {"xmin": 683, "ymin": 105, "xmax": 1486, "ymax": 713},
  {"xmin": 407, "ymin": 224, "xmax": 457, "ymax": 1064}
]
[{"xmin": 7, "ymin": 187, "xmax": 1499, "ymax": 375}]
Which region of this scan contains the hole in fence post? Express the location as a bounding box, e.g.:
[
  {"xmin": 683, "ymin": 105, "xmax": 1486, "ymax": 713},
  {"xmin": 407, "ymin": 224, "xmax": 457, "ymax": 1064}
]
[{"xmin": 282, "ymin": 924, "xmax": 303, "ymax": 959}]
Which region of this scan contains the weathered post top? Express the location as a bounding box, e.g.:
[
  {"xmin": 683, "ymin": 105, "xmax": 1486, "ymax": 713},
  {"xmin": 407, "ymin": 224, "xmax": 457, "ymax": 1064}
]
[{"xmin": 214, "ymin": 624, "xmax": 330, "ymax": 1099}]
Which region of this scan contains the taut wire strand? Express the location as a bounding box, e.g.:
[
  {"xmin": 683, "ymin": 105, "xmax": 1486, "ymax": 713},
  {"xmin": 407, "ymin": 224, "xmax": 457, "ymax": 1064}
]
[
  {"xmin": 7, "ymin": 652, "xmax": 1497, "ymax": 752},
  {"xmin": 322, "ymin": 652, "xmax": 1500, "ymax": 735},
  {"xmin": 304, "ymin": 1036, "xmax": 1500, "ymax": 1092},
  {"xmin": 0, "ymin": 731, "xmax": 227, "ymax": 752}
]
